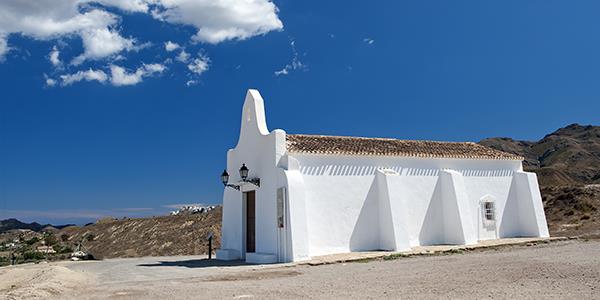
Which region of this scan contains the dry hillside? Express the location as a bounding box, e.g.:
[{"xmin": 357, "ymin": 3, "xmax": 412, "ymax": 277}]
[
  {"xmin": 541, "ymin": 185, "xmax": 600, "ymax": 238},
  {"xmin": 480, "ymin": 124, "xmax": 600, "ymax": 237},
  {"xmin": 480, "ymin": 123, "xmax": 600, "ymax": 186},
  {"xmin": 58, "ymin": 207, "xmax": 222, "ymax": 259}
]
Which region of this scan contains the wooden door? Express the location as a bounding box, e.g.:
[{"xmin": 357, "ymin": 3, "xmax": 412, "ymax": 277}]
[{"xmin": 246, "ymin": 191, "xmax": 256, "ymax": 253}]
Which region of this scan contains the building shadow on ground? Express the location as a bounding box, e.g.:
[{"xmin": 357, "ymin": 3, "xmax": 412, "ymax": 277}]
[{"xmin": 138, "ymin": 259, "xmax": 248, "ymax": 268}]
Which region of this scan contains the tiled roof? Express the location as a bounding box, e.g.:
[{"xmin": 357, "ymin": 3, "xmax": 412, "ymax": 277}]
[{"xmin": 286, "ymin": 134, "xmax": 523, "ymax": 160}]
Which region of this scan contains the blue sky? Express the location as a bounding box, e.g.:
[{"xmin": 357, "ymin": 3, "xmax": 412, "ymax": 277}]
[{"xmin": 1, "ymin": 1, "xmax": 599, "ymax": 224}]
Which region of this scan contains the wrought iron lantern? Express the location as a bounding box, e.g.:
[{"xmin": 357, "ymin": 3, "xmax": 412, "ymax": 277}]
[
  {"xmin": 221, "ymin": 163, "xmax": 260, "ymax": 190},
  {"xmin": 221, "ymin": 169, "xmax": 230, "ymax": 186},
  {"xmin": 239, "ymin": 164, "xmax": 249, "ymax": 181}
]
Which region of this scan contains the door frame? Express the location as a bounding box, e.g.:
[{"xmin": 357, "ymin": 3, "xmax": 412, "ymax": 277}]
[
  {"xmin": 242, "ymin": 190, "xmax": 256, "ymax": 258},
  {"xmin": 478, "ymin": 195, "xmax": 498, "ymax": 241},
  {"xmin": 276, "ymin": 187, "xmax": 288, "ymax": 262}
]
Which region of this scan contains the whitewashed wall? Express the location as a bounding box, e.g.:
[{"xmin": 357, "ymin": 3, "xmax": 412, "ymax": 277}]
[
  {"xmin": 290, "ymin": 153, "xmax": 546, "ymax": 257},
  {"xmin": 218, "ymin": 89, "xmax": 549, "ymax": 263}
]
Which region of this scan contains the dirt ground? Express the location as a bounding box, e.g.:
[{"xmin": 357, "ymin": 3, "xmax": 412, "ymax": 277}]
[{"xmin": 1, "ymin": 239, "xmax": 599, "ymax": 299}]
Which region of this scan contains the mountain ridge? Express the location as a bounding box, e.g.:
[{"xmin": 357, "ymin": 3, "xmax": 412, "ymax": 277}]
[
  {"xmin": 0, "ymin": 218, "xmax": 75, "ymax": 233},
  {"xmin": 480, "ymin": 123, "xmax": 600, "ymax": 186}
]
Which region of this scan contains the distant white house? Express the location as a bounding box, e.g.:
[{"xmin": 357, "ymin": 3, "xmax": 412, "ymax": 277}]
[
  {"xmin": 36, "ymin": 245, "xmax": 56, "ymax": 254},
  {"xmin": 216, "ymin": 89, "xmax": 549, "ymax": 263},
  {"xmin": 169, "ymin": 205, "xmax": 216, "ymax": 216}
]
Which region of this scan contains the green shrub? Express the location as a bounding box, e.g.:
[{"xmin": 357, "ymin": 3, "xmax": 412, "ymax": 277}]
[
  {"xmin": 383, "ymin": 253, "xmax": 409, "ymax": 261},
  {"xmin": 23, "ymin": 251, "xmax": 45, "ymax": 260},
  {"xmin": 25, "ymin": 237, "xmax": 39, "ymax": 245},
  {"xmin": 44, "ymin": 234, "xmax": 58, "ymax": 246},
  {"xmin": 60, "ymin": 234, "xmax": 70, "ymax": 242},
  {"xmin": 56, "ymin": 246, "xmax": 73, "ymax": 254},
  {"xmin": 447, "ymin": 248, "xmax": 464, "ymax": 254}
]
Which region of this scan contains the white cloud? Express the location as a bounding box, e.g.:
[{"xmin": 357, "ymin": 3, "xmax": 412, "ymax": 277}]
[
  {"xmin": 186, "ymin": 80, "xmax": 197, "ymax": 86},
  {"xmin": 176, "ymin": 50, "xmax": 190, "ymax": 63},
  {"xmin": 187, "ymin": 54, "xmax": 210, "ymax": 75},
  {"xmin": 0, "ymin": 0, "xmax": 284, "ymax": 86},
  {"xmin": 0, "ymin": 34, "xmax": 8, "ymax": 61},
  {"xmin": 48, "ymin": 46, "xmax": 61, "ymax": 67},
  {"xmin": 56, "ymin": 63, "xmax": 166, "ymax": 87},
  {"xmin": 363, "ymin": 38, "xmax": 375, "ymax": 45},
  {"xmin": 275, "ymin": 57, "xmax": 306, "ymax": 76},
  {"xmin": 143, "ymin": 63, "xmax": 166, "ymax": 74},
  {"xmin": 60, "ymin": 68, "xmax": 109, "ymax": 86},
  {"xmin": 150, "ymin": 0, "xmax": 283, "ymax": 44},
  {"xmin": 110, "ymin": 63, "xmax": 166, "ymax": 86},
  {"xmin": 274, "ymin": 68, "xmax": 288, "ymax": 76},
  {"xmin": 73, "ymin": 27, "xmax": 136, "ymax": 65},
  {"xmin": 275, "ymin": 40, "xmax": 307, "ymax": 76},
  {"xmin": 44, "ymin": 74, "xmax": 57, "ymax": 87},
  {"xmin": 110, "ymin": 65, "xmax": 143, "ymax": 86},
  {"xmin": 0, "ymin": 1, "xmax": 283, "ymax": 53},
  {"xmin": 0, "ymin": 1, "xmax": 138, "ymax": 64},
  {"xmin": 165, "ymin": 41, "xmax": 180, "ymax": 51},
  {"xmin": 93, "ymin": 0, "xmax": 151, "ymax": 13}
]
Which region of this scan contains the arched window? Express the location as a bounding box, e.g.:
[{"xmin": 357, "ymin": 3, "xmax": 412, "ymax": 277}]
[{"xmin": 480, "ymin": 195, "xmax": 496, "ymax": 222}]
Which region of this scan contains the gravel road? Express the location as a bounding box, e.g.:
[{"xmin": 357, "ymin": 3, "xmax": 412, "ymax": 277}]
[{"xmin": 1, "ymin": 239, "xmax": 599, "ymax": 299}]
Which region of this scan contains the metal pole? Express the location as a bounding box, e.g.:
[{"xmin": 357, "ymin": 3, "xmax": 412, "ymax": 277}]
[{"xmin": 208, "ymin": 236, "xmax": 212, "ymax": 259}]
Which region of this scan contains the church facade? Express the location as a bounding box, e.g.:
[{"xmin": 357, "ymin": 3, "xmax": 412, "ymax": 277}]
[{"xmin": 216, "ymin": 89, "xmax": 549, "ymax": 263}]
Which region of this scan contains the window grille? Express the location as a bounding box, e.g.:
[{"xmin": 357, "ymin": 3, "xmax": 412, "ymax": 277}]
[{"xmin": 483, "ymin": 201, "xmax": 495, "ymax": 221}]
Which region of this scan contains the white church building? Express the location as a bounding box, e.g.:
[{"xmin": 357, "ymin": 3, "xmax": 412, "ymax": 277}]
[{"xmin": 216, "ymin": 89, "xmax": 549, "ymax": 264}]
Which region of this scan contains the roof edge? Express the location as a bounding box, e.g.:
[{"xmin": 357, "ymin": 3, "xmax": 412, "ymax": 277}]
[{"xmin": 285, "ymin": 133, "xmax": 524, "ymax": 161}]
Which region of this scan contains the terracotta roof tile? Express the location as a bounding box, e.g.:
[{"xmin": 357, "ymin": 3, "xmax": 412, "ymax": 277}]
[{"xmin": 286, "ymin": 134, "xmax": 523, "ymax": 160}]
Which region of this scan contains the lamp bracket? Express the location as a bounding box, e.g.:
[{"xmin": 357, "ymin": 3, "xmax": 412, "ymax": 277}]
[
  {"xmin": 223, "ymin": 178, "xmax": 260, "ymax": 191},
  {"xmin": 244, "ymin": 178, "xmax": 261, "ymax": 187},
  {"xmin": 225, "ymin": 184, "xmax": 241, "ymax": 191}
]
